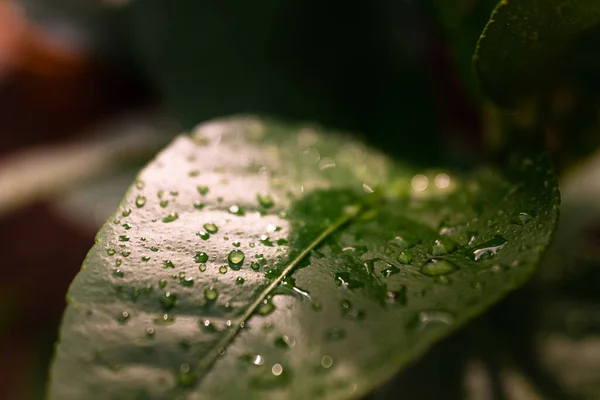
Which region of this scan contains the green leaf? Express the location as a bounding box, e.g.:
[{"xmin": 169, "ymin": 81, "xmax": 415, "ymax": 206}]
[
  {"xmin": 474, "ymin": 0, "xmax": 600, "ymax": 106},
  {"xmin": 48, "ymin": 116, "xmax": 559, "ymax": 399}
]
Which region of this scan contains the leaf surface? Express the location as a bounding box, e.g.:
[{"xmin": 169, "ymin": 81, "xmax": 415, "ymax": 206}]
[{"xmin": 49, "ymin": 116, "xmax": 559, "ymax": 399}]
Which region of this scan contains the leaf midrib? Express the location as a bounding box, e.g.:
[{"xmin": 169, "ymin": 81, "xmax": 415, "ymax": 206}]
[{"xmin": 187, "ymin": 202, "xmax": 363, "ymax": 388}]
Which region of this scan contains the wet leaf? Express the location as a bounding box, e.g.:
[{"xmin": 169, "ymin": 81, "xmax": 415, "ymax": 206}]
[
  {"xmin": 48, "ymin": 116, "xmax": 559, "ymax": 399},
  {"xmin": 474, "ymin": 0, "xmax": 600, "ymax": 106}
]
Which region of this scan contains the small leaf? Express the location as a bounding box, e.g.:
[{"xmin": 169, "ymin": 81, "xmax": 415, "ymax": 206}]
[
  {"xmin": 474, "ymin": 0, "xmax": 600, "ymax": 106},
  {"xmin": 48, "ymin": 116, "xmax": 559, "ymax": 399}
]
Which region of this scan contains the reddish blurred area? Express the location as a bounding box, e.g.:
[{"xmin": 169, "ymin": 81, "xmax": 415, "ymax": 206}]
[{"xmin": 0, "ymin": 2, "xmax": 150, "ymax": 399}]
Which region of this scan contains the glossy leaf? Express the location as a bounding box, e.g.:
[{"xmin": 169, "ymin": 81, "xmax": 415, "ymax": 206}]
[
  {"xmin": 48, "ymin": 116, "xmax": 559, "ymax": 399},
  {"xmin": 474, "ymin": 0, "xmax": 600, "ymax": 106}
]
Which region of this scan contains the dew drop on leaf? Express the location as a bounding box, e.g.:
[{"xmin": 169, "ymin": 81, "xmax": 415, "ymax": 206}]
[
  {"xmin": 193, "ymin": 202, "xmax": 205, "ymax": 210},
  {"xmin": 251, "ymin": 262, "xmax": 260, "ymax": 271},
  {"xmin": 197, "ymin": 231, "xmax": 210, "ymax": 240},
  {"xmin": 219, "ymin": 266, "xmax": 228, "ymax": 274},
  {"xmin": 420, "ymin": 259, "xmax": 458, "ymax": 276},
  {"xmin": 194, "ymin": 252, "xmax": 209, "ymax": 263},
  {"xmin": 236, "ymin": 277, "xmax": 245, "ymax": 285},
  {"xmin": 197, "ymin": 185, "xmax": 209, "ymax": 195},
  {"xmin": 411, "ymin": 310, "xmax": 455, "ymax": 332},
  {"xmin": 162, "ymin": 212, "xmax": 179, "ymax": 223},
  {"xmin": 135, "ymin": 195, "xmax": 146, "ymax": 208},
  {"xmin": 117, "ymin": 311, "xmax": 130, "ymax": 324},
  {"xmin": 204, "ymin": 286, "xmax": 218, "ymax": 301},
  {"xmin": 158, "ymin": 279, "xmax": 167, "ymax": 288},
  {"xmin": 472, "ymin": 235, "xmax": 507, "ymax": 261},
  {"xmin": 431, "ymin": 238, "xmax": 457, "ymax": 256},
  {"xmin": 334, "ymin": 272, "xmax": 364, "ymax": 289},
  {"xmin": 257, "ymin": 298, "xmax": 276, "ymax": 315},
  {"xmin": 396, "ymin": 251, "xmax": 412, "ymax": 264},
  {"xmin": 163, "ymin": 260, "xmax": 175, "ymax": 269},
  {"xmin": 118, "ymin": 235, "xmax": 130, "ymax": 242},
  {"xmin": 160, "ymin": 292, "xmax": 177, "ymax": 310},
  {"xmin": 203, "ymin": 223, "xmax": 218, "ymax": 234},
  {"xmin": 257, "ymin": 193, "xmax": 275, "ymax": 209},
  {"xmin": 228, "ymin": 250, "xmax": 245, "ymax": 268},
  {"xmin": 106, "ymin": 248, "xmax": 116, "ymax": 256}
]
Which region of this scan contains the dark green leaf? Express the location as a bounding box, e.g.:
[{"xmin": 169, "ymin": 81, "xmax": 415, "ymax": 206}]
[
  {"xmin": 48, "ymin": 116, "xmax": 559, "ymax": 399},
  {"xmin": 474, "ymin": 0, "xmax": 600, "ymax": 106}
]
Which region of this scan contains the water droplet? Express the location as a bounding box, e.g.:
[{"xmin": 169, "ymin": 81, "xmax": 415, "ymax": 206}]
[
  {"xmin": 472, "ymin": 235, "xmax": 507, "ymax": 261},
  {"xmin": 162, "ymin": 212, "xmax": 179, "ymax": 223},
  {"xmin": 122, "ymin": 209, "xmax": 132, "ymax": 217},
  {"xmin": 118, "ymin": 235, "xmax": 130, "ymax": 242},
  {"xmin": 217, "ymin": 347, "xmax": 226, "ymax": 356},
  {"xmin": 420, "ymin": 259, "xmax": 458, "ymax": 276},
  {"xmin": 159, "ymin": 279, "xmax": 167, "ymax": 288},
  {"xmin": 194, "ymin": 252, "xmax": 209, "ymax": 263},
  {"xmin": 232, "ymin": 242, "xmax": 241, "ymax": 248},
  {"xmin": 203, "ymin": 286, "xmax": 218, "ymax": 301},
  {"xmin": 335, "ymin": 272, "xmax": 364, "ymax": 289},
  {"xmin": 219, "ymin": 266, "xmax": 228, "ymax": 274},
  {"xmin": 112, "ymin": 269, "xmax": 125, "ymax": 278},
  {"xmin": 146, "ymin": 327, "xmax": 155, "ymax": 337},
  {"xmin": 265, "ymin": 267, "xmax": 281, "ymax": 279},
  {"xmin": 135, "ymin": 181, "xmax": 144, "ymax": 189},
  {"xmin": 228, "ymin": 250, "xmax": 245, "ymax": 268},
  {"xmin": 200, "ymin": 319, "xmax": 218, "ymax": 333},
  {"xmin": 193, "ymin": 202, "xmax": 205, "ymax": 210},
  {"xmin": 160, "ymin": 292, "xmax": 177, "ymax": 310},
  {"xmin": 195, "ymin": 230, "xmax": 210, "ymax": 241},
  {"xmin": 177, "ymin": 363, "xmax": 197, "ymax": 387},
  {"xmin": 203, "ymin": 223, "xmax": 218, "ymax": 234},
  {"xmin": 236, "ymin": 277, "xmax": 245, "ymax": 285},
  {"xmin": 163, "ymin": 260, "xmax": 175, "ymax": 269},
  {"xmin": 382, "ymin": 263, "xmax": 400, "ymax": 278},
  {"xmin": 107, "ymin": 248, "xmax": 116, "ymax": 256},
  {"xmin": 434, "ymin": 276, "xmax": 452, "ymax": 285},
  {"xmin": 154, "ymin": 313, "xmax": 175, "ymax": 325},
  {"xmin": 320, "ymin": 355, "xmax": 334, "ymax": 369},
  {"xmin": 325, "ymin": 328, "xmax": 346, "ymax": 341},
  {"xmin": 412, "ymin": 310, "xmax": 454, "ymax": 332},
  {"xmin": 396, "ymin": 251, "xmax": 412, "ymax": 264},
  {"xmin": 431, "ymin": 238, "xmax": 457, "ymax": 256},
  {"xmin": 253, "ymin": 355, "xmax": 265, "ymax": 366},
  {"xmin": 160, "ymin": 200, "xmax": 169, "ymax": 208},
  {"xmin": 135, "ymin": 195, "xmax": 146, "ymax": 208},
  {"xmin": 259, "ymin": 235, "xmax": 274, "ymax": 246},
  {"xmin": 117, "ymin": 311, "xmax": 130, "ymax": 323},
  {"xmin": 257, "ymin": 298, "xmax": 276, "ymax": 315},
  {"xmin": 274, "ymin": 335, "xmax": 291, "ymax": 349},
  {"xmin": 511, "ymin": 211, "xmax": 535, "ymax": 225},
  {"xmin": 251, "ymin": 262, "xmax": 260, "ymax": 271},
  {"xmin": 257, "ymin": 193, "xmax": 275, "ymax": 209},
  {"xmin": 150, "ymin": 246, "xmax": 159, "ymax": 252},
  {"xmin": 198, "ymin": 264, "xmax": 206, "ymax": 272},
  {"xmin": 197, "ymin": 186, "xmax": 209, "ymax": 195},
  {"xmin": 122, "ymin": 223, "xmax": 132, "ymax": 230},
  {"xmin": 229, "ymin": 205, "xmax": 245, "ymax": 216},
  {"xmin": 115, "ymin": 259, "xmax": 122, "ymax": 266},
  {"xmin": 120, "ymin": 251, "xmax": 130, "ymax": 257},
  {"xmin": 180, "ymin": 277, "xmax": 194, "ymax": 287}
]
